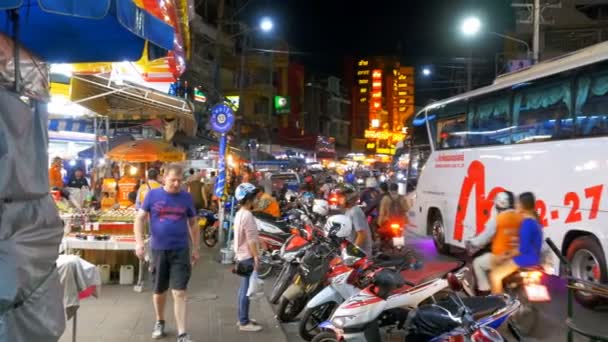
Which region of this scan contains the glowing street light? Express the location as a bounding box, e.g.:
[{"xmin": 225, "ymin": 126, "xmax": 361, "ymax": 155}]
[
  {"xmin": 259, "ymin": 17, "xmax": 274, "ymax": 33},
  {"xmin": 461, "ymin": 16, "xmax": 481, "ymax": 36},
  {"xmin": 422, "ymin": 68, "xmax": 431, "ymax": 76}
]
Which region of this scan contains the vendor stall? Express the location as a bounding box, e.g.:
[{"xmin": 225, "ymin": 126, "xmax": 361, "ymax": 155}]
[{"xmin": 59, "ymin": 139, "xmax": 186, "ymax": 291}]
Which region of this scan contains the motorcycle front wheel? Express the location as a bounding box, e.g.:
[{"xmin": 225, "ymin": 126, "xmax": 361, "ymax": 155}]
[
  {"xmin": 311, "ymin": 331, "xmax": 339, "ymax": 342},
  {"xmin": 270, "ymin": 263, "xmax": 297, "ymax": 304},
  {"xmin": 277, "ymin": 294, "xmax": 308, "ymax": 322},
  {"xmin": 257, "ymin": 253, "xmax": 274, "ymax": 279},
  {"xmin": 201, "ymin": 225, "xmax": 218, "ymax": 247},
  {"xmin": 299, "ymin": 302, "xmax": 338, "ymax": 341}
]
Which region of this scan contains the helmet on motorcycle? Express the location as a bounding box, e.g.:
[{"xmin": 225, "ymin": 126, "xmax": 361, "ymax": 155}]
[
  {"xmin": 235, "ymin": 183, "xmax": 259, "ymax": 203},
  {"xmin": 365, "ymin": 177, "xmax": 378, "ymax": 188},
  {"xmin": 312, "ymin": 199, "xmax": 329, "ymax": 216},
  {"xmin": 324, "ymin": 214, "xmax": 353, "ymax": 239},
  {"xmin": 494, "ymin": 191, "xmax": 514, "ymax": 211},
  {"xmin": 285, "ymin": 189, "xmax": 297, "ymax": 202},
  {"xmin": 329, "ymin": 183, "xmax": 358, "ymax": 208}
]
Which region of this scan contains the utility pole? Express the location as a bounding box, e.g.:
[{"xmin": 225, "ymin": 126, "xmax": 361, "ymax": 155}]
[
  {"xmin": 533, "ymin": 0, "xmax": 541, "ymax": 63},
  {"xmin": 466, "ymin": 48, "xmax": 473, "ymax": 91},
  {"xmin": 267, "ymin": 52, "xmax": 274, "ymax": 154}
]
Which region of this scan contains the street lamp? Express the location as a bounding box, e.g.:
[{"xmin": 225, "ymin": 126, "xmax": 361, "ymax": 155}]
[
  {"xmin": 461, "ymin": 17, "xmax": 481, "ymax": 36},
  {"xmin": 422, "ymin": 68, "xmax": 431, "ymax": 76},
  {"xmin": 459, "ymin": 16, "xmax": 532, "ymax": 91},
  {"xmin": 259, "ymin": 17, "xmax": 274, "ymax": 33}
]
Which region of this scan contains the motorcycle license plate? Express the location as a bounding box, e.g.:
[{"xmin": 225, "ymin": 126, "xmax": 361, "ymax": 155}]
[
  {"xmin": 198, "ymin": 218, "xmax": 207, "ymax": 226},
  {"xmin": 524, "ymin": 284, "xmax": 551, "ymax": 302},
  {"xmin": 392, "ymin": 236, "xmax": 405, "ymax": 247}
]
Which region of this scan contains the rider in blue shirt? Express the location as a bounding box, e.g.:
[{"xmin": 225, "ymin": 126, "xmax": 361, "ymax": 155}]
[{"xmin": 490, "ymin": 192, "xmax": 543, "ymax": 294}]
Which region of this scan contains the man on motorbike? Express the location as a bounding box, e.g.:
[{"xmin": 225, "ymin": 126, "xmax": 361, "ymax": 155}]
[
  {"xmin": 489, "ymin": 192, "xmax": 543, "ymax": 294},
  {"xmin": 253, "ymin": 186, "xmax": 280, "ymax": 218},
  {"xmin": 333, "ymin": 184, "xmax": 373, "ymax": 255},
  {"xmin": 467, "ymin": 191, "xmax": 522, "ymax": 295},
  {"xmin": 377, "ymin": 182, "xmax": 409, "ymax": 232}
]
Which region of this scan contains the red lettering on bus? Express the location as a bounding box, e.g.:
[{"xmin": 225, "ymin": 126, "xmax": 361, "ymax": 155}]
[{"xmin": 454, "ymin": 161, "xmax": 505, "ymax": 241}]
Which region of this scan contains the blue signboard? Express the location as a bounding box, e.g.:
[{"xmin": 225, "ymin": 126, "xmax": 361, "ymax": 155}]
[{"xmin": 210, "ymin": 103, "xmax": 235, "ymax": 134}]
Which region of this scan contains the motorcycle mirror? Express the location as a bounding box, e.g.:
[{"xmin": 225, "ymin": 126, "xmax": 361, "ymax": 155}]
[{"xmin": 446, "ymin": 273, "xmax": 463, "ymax": 292}]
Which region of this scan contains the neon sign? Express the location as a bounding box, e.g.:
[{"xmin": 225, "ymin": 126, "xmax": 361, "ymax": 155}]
[{"xmin": 364, "ymin": 130, "xmax": 405, "ymax": 141}]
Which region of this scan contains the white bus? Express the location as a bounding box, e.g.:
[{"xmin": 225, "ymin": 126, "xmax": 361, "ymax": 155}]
[{"xmin": 407, "ymin": 41, "xmax": 608, "ymax": 307}]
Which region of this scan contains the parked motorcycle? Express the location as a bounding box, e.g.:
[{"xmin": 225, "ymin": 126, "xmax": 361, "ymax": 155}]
[
  {"xmin": 311, "ymin": 258, "xmax": 472, "ymax": 341},
  {"xmin": 276, "ymin": 234, "xmax": 340, "ymax": 322},
  {"xmin": 312, "ymin": 270, "xmax": 518, "ymax": 342},
  {"xmin": 298, "ymin": 241, "xmax": 405, "ymax": 340},
  {"xmin": 269, "ymin": 224, "xmax": 321, "ymax": 304},
  {"xmin": 198, "ymin": 209, "xmax": 219, "ymax": 248}
]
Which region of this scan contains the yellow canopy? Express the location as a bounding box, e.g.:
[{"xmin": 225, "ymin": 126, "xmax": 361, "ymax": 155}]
[{"xmin": 106, "ymin": 139, "xmax": 185, "ymax": 163}]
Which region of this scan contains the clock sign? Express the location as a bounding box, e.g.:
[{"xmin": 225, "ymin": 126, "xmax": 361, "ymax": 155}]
[{"xmin": 210, "ymin": 103, "xmax": 235, "ymax": 134}]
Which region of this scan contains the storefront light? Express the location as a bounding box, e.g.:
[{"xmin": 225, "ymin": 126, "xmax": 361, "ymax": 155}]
[
  {"xmin": 85, "ymin": 159, "xmax": 92, "ymax": 166},
  {"xmin": 98, "ymin": 158, "xmax": 106, "ymax": 166},
  {"xmin": 69, "ymin": 160, "xmax": 77, "ymax": 166},
  {"xmin": 129, "ymin": 166, "xmax": 138, "ymax": 175}
]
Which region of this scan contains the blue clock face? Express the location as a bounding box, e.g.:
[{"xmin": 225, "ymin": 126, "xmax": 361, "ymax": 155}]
[{"xmin": 210, "ymin": 104, "xmax": 235, "ymax": 133}]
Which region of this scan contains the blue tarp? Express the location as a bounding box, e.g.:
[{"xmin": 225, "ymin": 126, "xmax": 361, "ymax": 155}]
[
  {"xmin": 0, "ymin": 0, "xmax": 174, "ymax": 62},
  {"xmin": 77, "ymin": 134, "xmax": 133, "ymax": 159}
]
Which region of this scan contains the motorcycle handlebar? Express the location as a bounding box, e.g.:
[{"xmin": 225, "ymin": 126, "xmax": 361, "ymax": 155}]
[{"xmin": 545, "ymin": 237, "xmax": 568, "ymax": 266}]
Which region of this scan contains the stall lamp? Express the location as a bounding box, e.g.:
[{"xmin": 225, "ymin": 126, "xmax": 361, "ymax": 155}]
[
  {"xmin": 130, "ymin": 166, "xmax": 138, "ymax": 175},
  {"xmin": 85, "ymin": 159, "xmax": 92, "ymax": 166},
  {"xmin": 69, "ymin": 160, "xmax": 76, "ymax": 166},
  {"xmin": 98, "ymin": 158, "xmax": 106, "ymax": 166}
]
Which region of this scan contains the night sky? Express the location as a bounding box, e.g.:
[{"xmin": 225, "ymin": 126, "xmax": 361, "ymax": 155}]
[{"xmin": 243, "ymin": 0, "xmax": 515, "ymax": 75}]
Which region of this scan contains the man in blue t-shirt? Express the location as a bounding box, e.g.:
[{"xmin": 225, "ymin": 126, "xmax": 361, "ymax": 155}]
[{"xmin": 134, "ymin": 164, "xmax": 199, "ymax": 342}]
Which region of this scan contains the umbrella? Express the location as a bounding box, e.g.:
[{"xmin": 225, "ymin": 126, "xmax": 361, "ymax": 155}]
[
  {"xmin": 0, "ymin": 0, "xmax": 174, "ymax": 63},
  {"xmin": 106, "ymin": 139, "xmax": 185, "ymax": 162}
]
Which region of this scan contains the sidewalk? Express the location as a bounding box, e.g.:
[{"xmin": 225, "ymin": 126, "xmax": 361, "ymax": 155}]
[{"xmin": 59, "ymin": 246, "xmax": 286, "ymax": 342}]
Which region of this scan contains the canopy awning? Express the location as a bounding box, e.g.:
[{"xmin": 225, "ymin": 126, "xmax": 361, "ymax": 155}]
[
  {"xmin": 70, "ymin": 74, "xmax": 196, "ymax": 135},
  {"xmin": 0, "ymin": 0, "xmax": 174, "ymax": 63}
]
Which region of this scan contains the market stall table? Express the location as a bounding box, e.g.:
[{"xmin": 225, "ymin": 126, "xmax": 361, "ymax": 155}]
[{"xmin": 61, "ymin": 235, "xmax": 148, "ymax": 292}]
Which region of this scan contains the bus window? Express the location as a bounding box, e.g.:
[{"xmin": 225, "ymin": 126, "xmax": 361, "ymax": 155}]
[
  {"xmin": 435, "ymin": 101, "xmax": 468, "ymax": 149},
  {"xmin": 574, "ymin": 68, "xmax": 608, "ymax": 137},
  {"xmin": 512, "ymin": 79, "xmax": 573, "ymax": 144},
  {"xmin": 467, "ymin": 95, "xmax": 512, "ymax": 146}
]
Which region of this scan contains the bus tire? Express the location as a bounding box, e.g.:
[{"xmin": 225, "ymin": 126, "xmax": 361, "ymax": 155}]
[
  {"xmin": 566, "ymin": 236, "xmax": 608, "ymax": 309},
  {"xmin": 429, "ymin": 211, "xmax": 449, "ymax": 254}
]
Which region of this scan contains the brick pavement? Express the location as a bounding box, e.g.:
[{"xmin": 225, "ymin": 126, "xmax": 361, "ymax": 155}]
[{"xmin": 59, "ymin": 246, "xmax": 286, "ymax": 342}]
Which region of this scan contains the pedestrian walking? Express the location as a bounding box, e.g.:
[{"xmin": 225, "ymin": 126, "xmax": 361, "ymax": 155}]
[
  {"xmin": 134, "ymin": 163, "xmax": 199, "ymax": 342},
  {"xmin": 233, "ymin": 183, "xmax": 263, "ymax": 332}
]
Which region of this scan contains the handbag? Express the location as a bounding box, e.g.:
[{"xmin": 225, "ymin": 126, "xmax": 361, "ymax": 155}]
[{"xmin": 233, "ymin": 260, "xmax": 254, "ymax": 277}]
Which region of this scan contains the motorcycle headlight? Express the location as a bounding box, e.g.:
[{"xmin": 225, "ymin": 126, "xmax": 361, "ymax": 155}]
[{"xmin": 332, "ymin": 315, "xmax": 357, "ymax": 329}]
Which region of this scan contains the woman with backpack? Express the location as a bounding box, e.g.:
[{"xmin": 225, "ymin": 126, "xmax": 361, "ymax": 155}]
[{"xmin": 377, "ymin": 182, "xmax": 410, "ymax": 239}]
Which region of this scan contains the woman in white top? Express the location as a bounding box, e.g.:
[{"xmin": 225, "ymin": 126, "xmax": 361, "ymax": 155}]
[{"xmin": 233, "ymin": 183, "xmax": 263, "ymax": 332}]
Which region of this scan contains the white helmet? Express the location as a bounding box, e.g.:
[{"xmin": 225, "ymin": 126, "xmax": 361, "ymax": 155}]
[
  {"xmin": 365, "ymin": 177, "xmax": 378, "ymax": 188},
  {"xmin": 285, "ymin": 189, "xmax": 297, "ymax": 202},
  {"xmin": 324, "ymin": 214, "xmax": 353, "ymax": 239},
  {"xmin": 235, "ymin": 183, "xmax": 258, "ymax": 202},
  {"xmin": 494, "ymin": 191, "xmax": 512, "ymax": 210},
  {"xmin": 312, "ymin": 199, "xmax": 329, "ymax": 216}
]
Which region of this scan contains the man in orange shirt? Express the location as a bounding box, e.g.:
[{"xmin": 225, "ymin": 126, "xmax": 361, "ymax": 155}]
[
  {"xmin": 253, "ymin": 186, "xmax": 280, "ymax": 218},
  {"xmin": 468, "ymin": 191, "xmax": 522, "ymax": 295},
  {"xmin": 49, "ymin": 157, "xmax": 64, "ymax": 189}
]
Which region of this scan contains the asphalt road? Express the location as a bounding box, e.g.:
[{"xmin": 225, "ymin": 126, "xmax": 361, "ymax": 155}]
[{"xmin": 265, "ymin": 233, "xmax": 608, "ymax": 342}]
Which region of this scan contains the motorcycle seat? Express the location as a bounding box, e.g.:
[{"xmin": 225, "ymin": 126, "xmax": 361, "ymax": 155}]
[
  {"xmin": 400, "ymin": 261, "xmax": 464, "ymax": 287},
  {"xmin": 253, "ymin": 212, "xmax": 292, "ymax": 233}
]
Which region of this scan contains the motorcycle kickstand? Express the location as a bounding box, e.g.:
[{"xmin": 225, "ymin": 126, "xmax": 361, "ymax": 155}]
[{"xmin": 508, "ymin": 320, "xmax": 524, "ymax": 342}]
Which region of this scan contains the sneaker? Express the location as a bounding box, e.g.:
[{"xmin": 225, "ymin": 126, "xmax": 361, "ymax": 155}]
[
  {"xmin": 239, "ymin": 322, "xmax": 263, "ymax": 332},
  {"xmin": 177, "ymin": 333, "xmax": 193, "ymax": 342},
  {"xmin": 236, "ymin": 319, "xmax": 258, "ymax": 326},
  {"xmin": 151, "ymin": 321, "xmax": 166, "ymax": 339}
]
